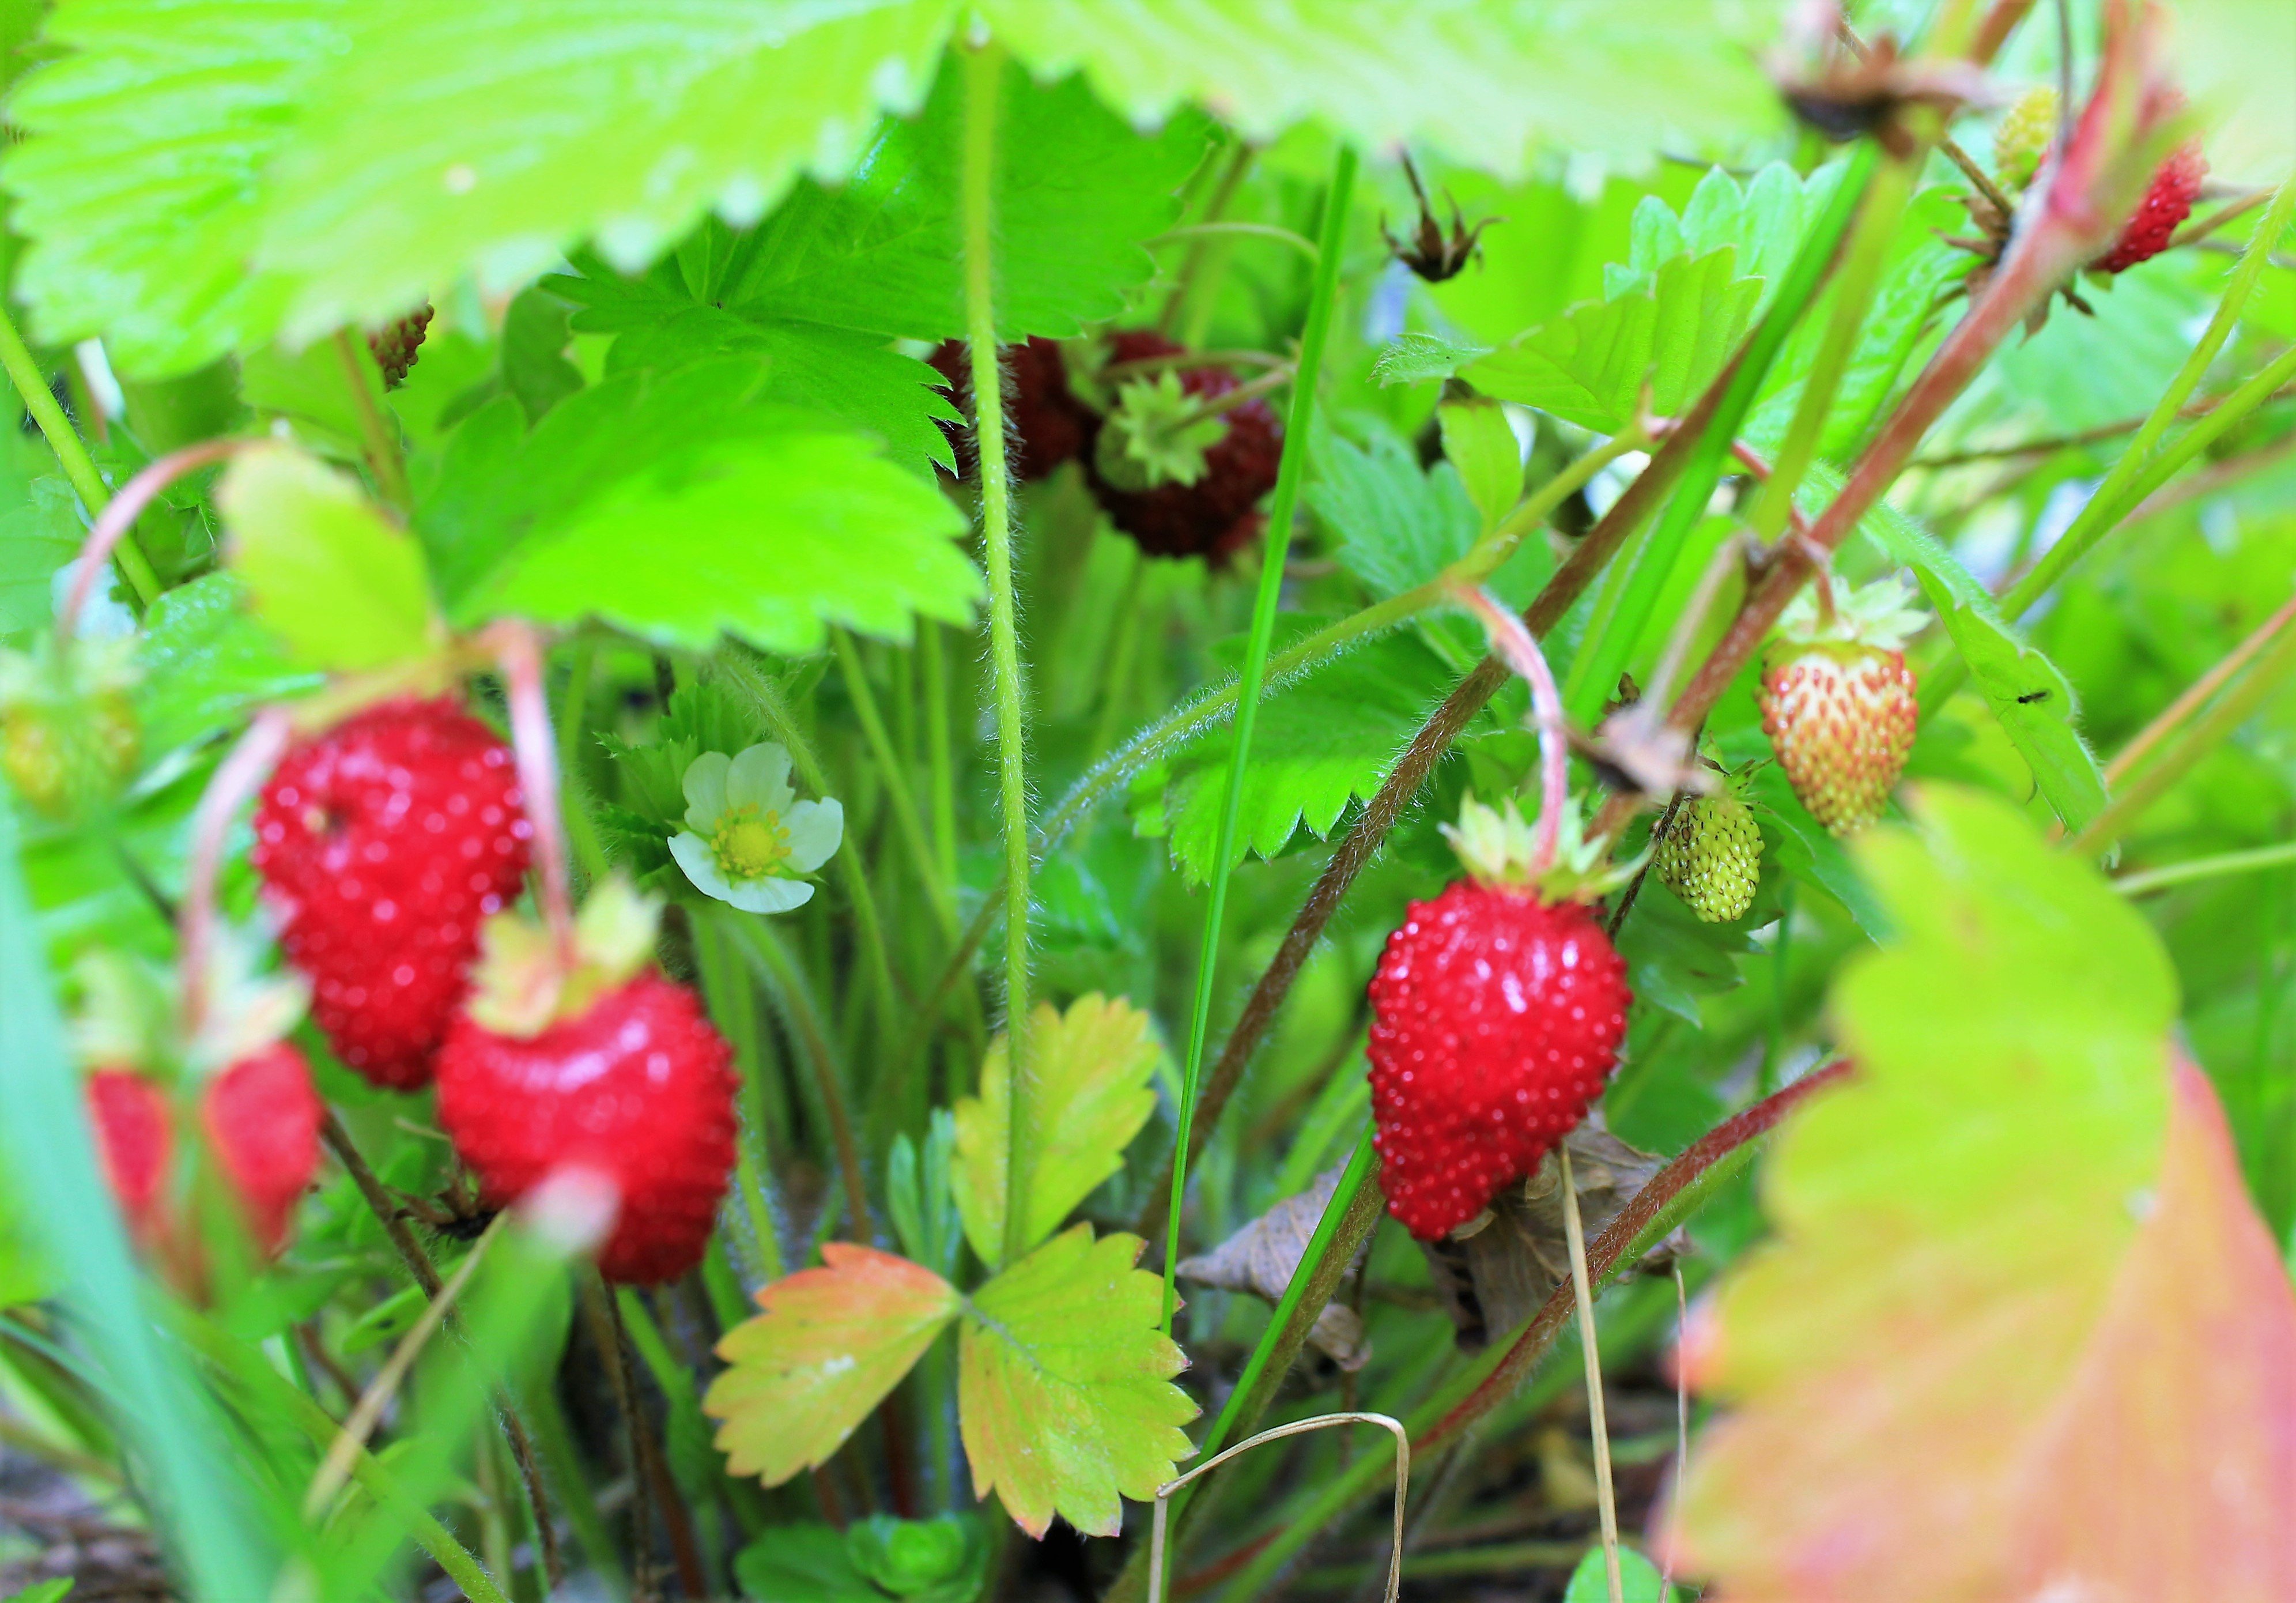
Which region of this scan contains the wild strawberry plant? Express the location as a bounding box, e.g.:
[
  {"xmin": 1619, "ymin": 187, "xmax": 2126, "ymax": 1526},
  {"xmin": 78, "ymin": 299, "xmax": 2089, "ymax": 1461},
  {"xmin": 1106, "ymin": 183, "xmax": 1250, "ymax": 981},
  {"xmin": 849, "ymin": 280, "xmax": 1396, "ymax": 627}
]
[{"xmin": 0, "ymin": 2, "xmax": 2291, "ymax": 1601}]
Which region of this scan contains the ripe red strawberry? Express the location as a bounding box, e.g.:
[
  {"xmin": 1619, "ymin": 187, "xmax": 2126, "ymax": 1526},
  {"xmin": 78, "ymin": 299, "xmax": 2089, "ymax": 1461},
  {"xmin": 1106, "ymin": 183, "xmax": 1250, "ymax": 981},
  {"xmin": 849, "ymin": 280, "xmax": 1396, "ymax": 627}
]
[
  {"xmin": 2094, "ymin": 141, "xmax": 2206, "ymax": 273},
  {"xmin": 1082, "ymin": 331, "xmax": 1282, "ymax": 563},
  {"xmin": 253, "ymin": 697, "xmax": 530, "ymax": 1090},
  {"xmin": 201, "ymin": 1043, "xmax": 324, "ymax": 1255},
  {"xmin": 927, "ymin": 335, "xmax": 1091, "ymax": 482},
  {"xmin": 1367, "ymin": 799, "xmax": 1633, "ymax": 1241},
  {"xmin": 1758, "ymin": 577, "xmax": 1925, "ymax": 837},
  {"xmin": 436, "ymin": 881, "xmax": 738, "ymax": 1284},
  {"xmin": 88, "ymin": 1069, "xmax": 173, "ymax": 1257}
]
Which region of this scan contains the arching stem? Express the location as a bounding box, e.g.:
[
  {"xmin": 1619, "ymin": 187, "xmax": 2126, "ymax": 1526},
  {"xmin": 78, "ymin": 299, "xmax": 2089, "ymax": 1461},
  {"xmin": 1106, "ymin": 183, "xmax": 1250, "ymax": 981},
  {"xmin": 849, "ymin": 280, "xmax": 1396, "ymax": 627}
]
[
  {"xmin": 179, "ymin": 709, "xmax": 293, "ymax": 1038},
  {"xmin": 1453, "ymin": 583, "xmax": 1569, "ymax": 872},
  {"xmin": 60, "ymin": 439, "xmax": 247, "ymax": 643},
  {"xmin": 488, "ymin": 621, "xmax": 575, "ymax": 963}
]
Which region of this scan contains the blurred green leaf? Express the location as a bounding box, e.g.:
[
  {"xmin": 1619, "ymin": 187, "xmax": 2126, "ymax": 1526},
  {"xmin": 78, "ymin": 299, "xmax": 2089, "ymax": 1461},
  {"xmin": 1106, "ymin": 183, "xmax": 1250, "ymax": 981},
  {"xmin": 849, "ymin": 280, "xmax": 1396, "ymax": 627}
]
[
  {"xmin": 217, "ymin": 442, "xmax": 438, "ymax": 672},
  {"xmin": 0, "ymin": 458, "xmax": 85, "ymax": 641},
  {"xmin": 1436, "ymin": 389, "xmax": 1523, "ymax": 535},
  {"xmin": 977, "ymin": 0, "xmax": 1780, "ymax": 172},
  {"xmin": 956, "ymin": 1224, "xmax": 1196, "ymax": 1538},
  {"xmin": 133, "ymin": 572, "xmax": 323, "ymax": 756},
  {"xmin": 952, "ymin": 993, "xmax": 1161, "ymax": 1268},
  {"xmin": 1565, "ymin": 1545, "xmax": 1679, "ymax": 1602},
  {"xmin": 734, "ymin": 1525, "xmax": 881, "ymax": 1603},
  {"xmin": 847, "ymin": 1512, "xmax": 989, "ymax": 1601},
  {"xmin": 421, "ymin": 359, "xmax": 980, "ymax": 653}
]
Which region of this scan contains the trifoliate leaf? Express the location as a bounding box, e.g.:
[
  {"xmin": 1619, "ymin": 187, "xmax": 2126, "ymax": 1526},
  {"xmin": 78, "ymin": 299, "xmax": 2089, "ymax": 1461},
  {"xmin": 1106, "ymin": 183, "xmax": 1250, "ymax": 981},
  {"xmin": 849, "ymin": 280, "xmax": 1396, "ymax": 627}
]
[
  {"xmin": 217, "ymin": 443, "xmax": 439, "ymax": 672},
  {"xmin": 1668, "ymin": 787, "xmax": 2296, "ymax": 1598},
  {"xmin": 976, "ymin": 0, "xmax": 1780, "ymax": 173},
  {"xmin": 727, "ymin": 55, "xmax": 1207, "ymax": 343},
  {"xmin": 706, "ymin": 1244, "xmax": 960, "ymax": 1488},
  {"xmin": 420, "ymin": 360, "xmax": 980, "ymax": 654},
  {"xmin": 952, "ymin": 994, "xmax": 1161, "ymax": 1269},
  {"xmin": 957, "ymin": 1225, "xmax": 1196, "ymax": 1538}
]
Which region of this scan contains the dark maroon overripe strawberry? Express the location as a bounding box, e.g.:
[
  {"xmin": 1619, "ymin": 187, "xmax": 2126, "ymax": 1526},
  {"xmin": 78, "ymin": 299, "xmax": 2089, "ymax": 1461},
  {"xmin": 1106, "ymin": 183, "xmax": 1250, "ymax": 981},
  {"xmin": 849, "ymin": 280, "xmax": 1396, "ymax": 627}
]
[
  {"xmin": 253, "ymin": 697, "xmax": 531, "ymax": 1091},
  {"xmin": 436, "ymin": 880, "xmax": 739, "ymax": 1285},
  {"xmin": 927, "ymin": 335, "xmax": 1092, "ymax": 482},
  {"xmin": 367, "ymin": 305, "xmax": 435, "ymax": 390},
  {"xmin": 1366, "ymin": 799, "xmax": 1633, "ymax": 1241},
  {"xmin": 1081, "ymin": 331, "xmax": 1282, "ymax": 564}
]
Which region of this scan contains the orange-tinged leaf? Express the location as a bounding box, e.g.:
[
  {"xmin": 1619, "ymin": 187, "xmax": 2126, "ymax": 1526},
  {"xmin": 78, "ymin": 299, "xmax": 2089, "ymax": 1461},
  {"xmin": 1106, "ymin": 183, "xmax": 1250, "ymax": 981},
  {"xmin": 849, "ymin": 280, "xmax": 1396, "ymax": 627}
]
[
  {"xmin": 704, "ymin": 1243, "xmax": 958, "ymax": 1487},
  {"xmin": 957, "ymin": 1225, "xmax": 1196, "ymax": 1538},
  {"xmin": 1664, "ymin": 787, "xmax": 2296, "ymax": 1600}
]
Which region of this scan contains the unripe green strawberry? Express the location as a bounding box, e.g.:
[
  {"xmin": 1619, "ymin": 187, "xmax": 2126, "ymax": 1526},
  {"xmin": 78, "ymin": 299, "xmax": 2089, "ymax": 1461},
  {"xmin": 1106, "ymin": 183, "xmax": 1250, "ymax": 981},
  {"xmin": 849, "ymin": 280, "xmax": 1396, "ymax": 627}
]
[
  {"xmin": 1993, "ymin": 86, "xmax": 2059, "ymax": 193},
  {"xmin": 0, "ymin": 638, "xmax": 140, "ymax": 817},
  {"xmin": 1758, "ymin": 577, "xmax": 1926, "ymax": 838},
  {"xmin": 1655, "ymin": 789, "xmax": 1761, "ymax": 923}
]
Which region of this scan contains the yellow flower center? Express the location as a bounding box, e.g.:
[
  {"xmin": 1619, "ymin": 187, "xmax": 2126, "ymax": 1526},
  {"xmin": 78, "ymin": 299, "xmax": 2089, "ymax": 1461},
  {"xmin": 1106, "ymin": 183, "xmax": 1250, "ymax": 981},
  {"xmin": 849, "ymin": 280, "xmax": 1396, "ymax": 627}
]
[{"xmin": 711, "ymin": 805, "xmax": 791, "ymax": 881}]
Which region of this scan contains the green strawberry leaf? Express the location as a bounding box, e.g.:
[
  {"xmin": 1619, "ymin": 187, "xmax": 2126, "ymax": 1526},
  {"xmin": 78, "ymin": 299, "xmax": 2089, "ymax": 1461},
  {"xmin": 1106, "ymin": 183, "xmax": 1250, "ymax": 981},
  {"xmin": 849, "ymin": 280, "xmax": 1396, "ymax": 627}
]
[
  {"xmin": 957, "ymin": 1225, "xmax": 1197, "ymax": 1538},
  {"xmin": 217, "ymin": 442, "xmax": 439, "ymax": 672},
  {"xmin": 1135, "ymin": 621, "xmax": 1464, "ymax": 885},
  {"xmin": 133, "ymin": 574, "xmax": 324, "ymax": 756},
  {"xmin": 976, "ymin": 0, "xmax": 1780, "ymax": 172},
  {"xmin": 255, "ymin": 1, "xmax": 955, "ymax": 345},
  {"xmin": 547, "ymin": 242, "xmax": 960, "ymax": 477},
  {"xmin": 952, "ymin": 993, "xmax": 1162, "ymax": 1269},
  {"xmin": 723, "ymin": 55, "xmax": 1208, "ymax": 343},
  {"xmin": 1309, "ymin": 421, "xmax": 1482, "ymax": 601},
  {"xmin": 0, "ymin": 464, "xmax": 90, "ymax": 642},
  {"xmin": 706, "ymin": 1244, "xmax": 961, "ymax": 1488},
  {"xmin": 1436, "ymin": 389, "xmax": 1524, "ymax": 537},
  {"xmin": 420, "ymin": 359, "xmax": 980, "ymax": 654},
  {"xmin": 1668, "ymin": 787, "xmax": 2296, "ymax": 1596}
]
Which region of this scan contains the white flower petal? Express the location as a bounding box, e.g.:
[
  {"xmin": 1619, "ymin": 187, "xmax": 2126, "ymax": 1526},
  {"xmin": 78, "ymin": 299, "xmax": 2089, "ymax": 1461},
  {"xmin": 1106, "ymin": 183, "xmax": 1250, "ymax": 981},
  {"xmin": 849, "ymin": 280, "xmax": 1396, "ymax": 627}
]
[
  {"xmin": 782, "ymin": 798, "xmax": 845, "ymax": 873},
  {"xmin": 669, "ymin": 832, "xmax": 739, "ymax": 902},
  {"xmin": 681, "ymin": 752, "xmax": 732, "ymax": 829},
  {"xmin": 723, "ymin": 876, "xmax": 815, "ymax": 914},
  {"xmin": 726, "ymin": 742, "xmax": 795, "ymax": 815}
]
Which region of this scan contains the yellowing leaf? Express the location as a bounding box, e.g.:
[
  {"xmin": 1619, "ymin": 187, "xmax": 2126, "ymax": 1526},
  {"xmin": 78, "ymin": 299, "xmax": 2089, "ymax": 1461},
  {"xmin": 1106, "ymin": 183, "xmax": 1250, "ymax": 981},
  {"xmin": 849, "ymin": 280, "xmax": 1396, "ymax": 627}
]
[
  {"xmin": 705, "ymin": 1244, "xmax": 958, "ymax": 1487},
  {"xmin": 953, "ymin": 993, "xmax": 1160, "ymax": 1269},
  {"xmin": 218, "ymin": 443, "xmax": 437, "ymax": 672},
  {"xmin": 1667, "ymin": 786, "xmax": 2296, "ymax": 1599},
  {"xmin": 957, "ymin": 1225, "xmax": 1196, "ymax": 1538}
]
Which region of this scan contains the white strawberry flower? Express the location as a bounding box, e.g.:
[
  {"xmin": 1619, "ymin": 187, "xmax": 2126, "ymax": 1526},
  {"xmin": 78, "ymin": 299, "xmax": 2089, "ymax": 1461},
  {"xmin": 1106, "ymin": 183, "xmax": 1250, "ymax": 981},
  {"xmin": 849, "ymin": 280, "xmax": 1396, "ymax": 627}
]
[{"xmin": 667, "ymin": 744, "xmax": 843, "ymax": 914}]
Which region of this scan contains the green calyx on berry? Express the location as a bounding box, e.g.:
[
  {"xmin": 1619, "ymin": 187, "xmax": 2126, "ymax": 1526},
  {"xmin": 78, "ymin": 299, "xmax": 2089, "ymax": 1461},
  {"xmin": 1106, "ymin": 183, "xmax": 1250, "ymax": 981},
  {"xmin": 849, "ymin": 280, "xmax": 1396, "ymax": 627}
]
[
  {"xmin": 466, "ymin": 876, "xmax": 660, "ymax": 1038},
  {"xmin": 71, "ymin": 931, "xmax": 307, "ymax": 1081},
  {"xmin": 0, "ymin": 635, "xmax": 141, "ymax": 818},
  {"xmin": 1090, "ymin": 371, "xmax": 1230, "ymax": 493},
  {"xmin": 1440, "ymin": 794, "xmax": 1641, "ymax": 904},
  {"xmin": 1772, "ymin": 573, "xmax": 1927, "ymax": 654}
]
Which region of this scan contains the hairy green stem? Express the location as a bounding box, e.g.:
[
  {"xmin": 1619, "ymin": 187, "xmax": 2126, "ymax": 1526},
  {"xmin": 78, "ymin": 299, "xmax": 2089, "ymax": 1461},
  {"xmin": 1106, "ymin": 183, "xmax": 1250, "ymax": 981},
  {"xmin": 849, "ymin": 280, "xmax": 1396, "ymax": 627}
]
[
  {"xmin": 2117, "ymin": 839, "xmax": 2296, "ymax": 896},
  {"xmin": 833, "ymin": 627, "xmax": 958, "ymax": 938},
  {"xmin": 959, "ymin": 42, "xmax": 1041, "ymax": 1268},
  {"xmin": 1563, "ymin": 144, "xmax": 1877, "ymax": 721},
  {"xmin": 1164, "ymin": 145, "xmax": 1358, "ymax": 1333},
  {"xmin": 0, "ymin": 302, "xmax": 160, "ymax": 609},
  {"xmin": 920, "ymin": 624, "xmax": 960, "ymax": 882}
]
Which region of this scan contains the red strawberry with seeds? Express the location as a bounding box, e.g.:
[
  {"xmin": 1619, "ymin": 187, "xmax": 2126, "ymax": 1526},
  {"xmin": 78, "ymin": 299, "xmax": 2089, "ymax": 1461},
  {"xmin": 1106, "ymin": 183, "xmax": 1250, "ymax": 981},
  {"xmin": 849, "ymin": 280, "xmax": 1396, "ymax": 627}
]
[
  {"xmin": 254, "ymin": 696, "xmax": 530, "ymax": 1090},
  {"xmin": 202, "ymin": 1043, "xmax": 324, "ymax": 1255},
  {"xmin": 88, "ymin": 1069, "xmax": 174, "ymax": 1257},
  {"xmin": 436, "ymin": 880, "xmax": 738, "ymax": 1285},
  {"xmin": 1758, "ymin": 576, "xmax": 1926, "ymax": 837},
  {"xmin": 1367, "ymin": 799, "xmax": 1633, "ymax": 1241},
  {"xmin": 1081, "ymin": 331, "xmax": 1282, "ymax": 563},
  {"xmin": 927, "ymin": 335, "xmax": 1091, "ymax": 482},
  {"xmin": 2093, "ymin": 139, "xmax": 2206, "ymax": 274}
]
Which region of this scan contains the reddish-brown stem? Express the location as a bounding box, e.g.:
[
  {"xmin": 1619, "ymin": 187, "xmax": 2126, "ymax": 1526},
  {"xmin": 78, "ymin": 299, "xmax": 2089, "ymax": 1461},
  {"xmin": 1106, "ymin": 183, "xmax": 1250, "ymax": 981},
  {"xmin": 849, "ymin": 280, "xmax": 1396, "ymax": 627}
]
[
  {"xmin": 1418, "ymin": 1061, "xmax": 1852, "ymax": 1451},
  {"xmin": 1130, "ymin": 352, "xmax": 1739, "ymax": 1247},
  {"xmin": 60, "ymin": 438, "xmax": 247, "ymax": 644},
  {"xmin": 179, "ymin": 709, "xmax": 293, "ymax": 1038},
  {"xmin": 488, "ymin": 621, "xmax": 574, "ymax": 961},
  {"xmin": 1453, "ymin": 583, "xmax": 1568, "ymax": 870}
]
